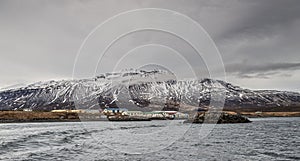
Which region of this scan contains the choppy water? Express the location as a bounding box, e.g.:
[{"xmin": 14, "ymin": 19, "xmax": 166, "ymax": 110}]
[{"xmin": 0, "ymin": 117, "xmax": 299, "ymax": 161}]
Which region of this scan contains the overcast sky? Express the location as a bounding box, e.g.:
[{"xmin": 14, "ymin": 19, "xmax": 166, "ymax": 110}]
[{"xmin": 0, "ymin": 0, "xmax": 300, "ymax": 92}]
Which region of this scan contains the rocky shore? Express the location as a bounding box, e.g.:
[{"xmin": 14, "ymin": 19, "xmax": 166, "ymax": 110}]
[{"xmin": 185, "ymin": 111, "xmax": 252, "ymax": 124}]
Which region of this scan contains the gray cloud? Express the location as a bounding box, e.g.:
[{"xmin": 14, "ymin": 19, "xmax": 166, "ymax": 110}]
[
  {"xmin": 227, "ymin": 62, "xmax": 300, "ymax": 73},
  {"xmin": 226, "ymin": 62, "xmax": 300, "ymax": 79},
  {"xmin": 0, "ymin": 0, "xmax": 299, "ymax": 91},
  {"xmin": 216, "ymin": 0, "xmax": 300, "ymax": 40}
]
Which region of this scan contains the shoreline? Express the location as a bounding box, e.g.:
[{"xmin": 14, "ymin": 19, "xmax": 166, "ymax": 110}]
[
  {"xmin": 0, "ymin": 111, "xmax": 299, "ymax": 123},
  {"xmin": 0, "ymin": 111, "xmax": 106, "ymax": 123},
  {"xmin": 239, "ymin": 111, "xmax": 300, "ymax": 118}
]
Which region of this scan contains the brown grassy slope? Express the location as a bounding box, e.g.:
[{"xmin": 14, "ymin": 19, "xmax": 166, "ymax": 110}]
[{"xmin": 0, "ymin": 111, "xmax": 80, "ymax": 123}]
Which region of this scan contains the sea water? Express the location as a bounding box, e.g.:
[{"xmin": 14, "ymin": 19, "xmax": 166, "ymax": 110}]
[{"xmin": 0, "ymin": 117, "xmax": 299, "ymax": 161}]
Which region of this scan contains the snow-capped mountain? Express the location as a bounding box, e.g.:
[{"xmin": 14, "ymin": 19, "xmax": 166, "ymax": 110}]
[{"xmin": 0, "ymin": 70, "xmax": 299, "ymax": 111}]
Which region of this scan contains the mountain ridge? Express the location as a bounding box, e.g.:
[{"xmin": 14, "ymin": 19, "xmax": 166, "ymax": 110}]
[{"xmin": 0, "ymin": 70, "xmax": 299, "ymax": 112}]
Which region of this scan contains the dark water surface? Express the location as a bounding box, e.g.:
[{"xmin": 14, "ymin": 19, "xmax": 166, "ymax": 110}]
[{"xmin": 0, "ymin": 117, "xmax": 299, "ymax": 161}]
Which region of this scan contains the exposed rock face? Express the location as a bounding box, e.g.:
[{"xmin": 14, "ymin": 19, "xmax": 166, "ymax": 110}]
[
  {"xmin": 0, "ymin": 70, "xmax": 299, "ymax": 111},
  {"xmin": 187, "ymin": 111, "xmax": 252, "ymax": 124}
]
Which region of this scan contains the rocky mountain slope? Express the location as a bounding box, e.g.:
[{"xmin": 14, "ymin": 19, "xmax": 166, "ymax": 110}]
[{"xmin": 0, "ymin": 70, "xmax": 299, "ymax": 112}]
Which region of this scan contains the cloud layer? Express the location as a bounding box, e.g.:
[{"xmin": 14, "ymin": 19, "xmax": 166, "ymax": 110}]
[{"xmin": 0, "ymin": 0, "xmax": 299, "ymax": 91}]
